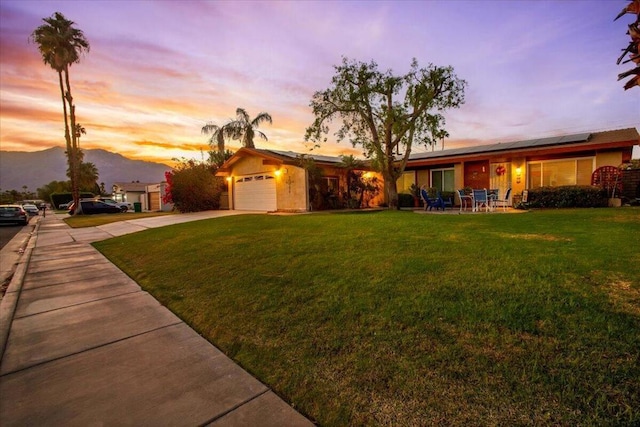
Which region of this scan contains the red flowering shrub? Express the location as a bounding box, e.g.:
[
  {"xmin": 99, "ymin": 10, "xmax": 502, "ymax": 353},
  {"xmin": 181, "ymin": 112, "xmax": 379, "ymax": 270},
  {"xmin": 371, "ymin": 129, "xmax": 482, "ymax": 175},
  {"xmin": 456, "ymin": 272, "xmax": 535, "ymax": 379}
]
[{"xmin": 163, "ymin": 159, "xmax": 225, "ymax": 212}]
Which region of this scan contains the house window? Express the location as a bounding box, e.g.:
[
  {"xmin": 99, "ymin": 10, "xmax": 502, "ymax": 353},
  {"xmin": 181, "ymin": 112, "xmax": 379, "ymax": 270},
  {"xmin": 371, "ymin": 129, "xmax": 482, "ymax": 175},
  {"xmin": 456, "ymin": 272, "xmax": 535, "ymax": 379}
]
[
  {"xmin": 397, "ymin": 171, "xmax": 415, "ymax": 193},
  {"xmin": 527, "ymin": 157, "xmax": 594, "ymax": 188},
  {"xmin": 322, "ymin": 177, "xmax": 339, "ymax": 193},
  {"xmin": 431, "ymin": 169, "xmax": 455, "ymax": 192}
]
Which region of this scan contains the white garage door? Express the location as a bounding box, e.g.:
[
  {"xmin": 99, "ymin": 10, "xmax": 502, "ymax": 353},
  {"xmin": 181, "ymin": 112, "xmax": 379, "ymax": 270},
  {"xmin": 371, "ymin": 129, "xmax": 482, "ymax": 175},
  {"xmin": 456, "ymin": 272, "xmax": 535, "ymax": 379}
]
[{"xmin": 234, "ymin": 174, "xmax": 277, "ymax": 211}]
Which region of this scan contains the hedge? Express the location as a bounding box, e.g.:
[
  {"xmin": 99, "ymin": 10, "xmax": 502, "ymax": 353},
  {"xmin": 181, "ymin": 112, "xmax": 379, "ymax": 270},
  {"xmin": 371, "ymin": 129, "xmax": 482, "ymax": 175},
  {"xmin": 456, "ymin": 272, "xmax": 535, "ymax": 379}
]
[{"xmin": 522, "ymin": 186, "xmax": 608, "ymax": 208}]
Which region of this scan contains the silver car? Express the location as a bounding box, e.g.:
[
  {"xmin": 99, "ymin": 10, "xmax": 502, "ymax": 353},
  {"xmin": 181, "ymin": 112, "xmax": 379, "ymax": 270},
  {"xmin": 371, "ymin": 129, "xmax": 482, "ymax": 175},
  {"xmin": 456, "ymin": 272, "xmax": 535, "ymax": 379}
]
[
  {"xmin": 22, "ymin": 203, "xmax": 40, "ymax": 216},
  {"xmin": 0, "ymin": 205, "xmax": 29, "ymax": 225}
]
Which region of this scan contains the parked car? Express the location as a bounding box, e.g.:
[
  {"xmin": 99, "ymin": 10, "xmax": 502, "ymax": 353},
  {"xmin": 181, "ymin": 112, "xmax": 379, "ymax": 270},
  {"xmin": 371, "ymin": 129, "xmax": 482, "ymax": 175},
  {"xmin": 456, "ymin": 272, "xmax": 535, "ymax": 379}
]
[
  {"xmin": 0, "ymin": 204, "xmax": 29, "ymax": 225},
  {"xmin": 69, "ymin": 200, "xmax": 123, "ymax": 215},
  {"xmin": 97, "ymin": 198, "xmax": 131, "ymax": 212},
  {"xmin": 22, "ymin": 203, "xmax": 40, "ymax": 216},
  {"xmin": 58, "ymin": 201, "xmax": 73, "ymax": 210}
]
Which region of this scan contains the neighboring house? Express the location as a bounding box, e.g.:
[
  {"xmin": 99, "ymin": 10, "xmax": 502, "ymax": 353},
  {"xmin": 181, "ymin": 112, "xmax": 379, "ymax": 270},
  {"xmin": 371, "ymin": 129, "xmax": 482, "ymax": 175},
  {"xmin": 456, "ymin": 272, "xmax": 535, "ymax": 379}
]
[
  {"xmin": 217, "ymin": 128, "xmax": 639, "ymax": 212},
  {"xmin": 402, "ymin": 128, "xmax": 639, "ymax": 206},
  {"xmin": 216, "ymin": 148, "xmax": 382, "ymax": 212},
  {"xmin": 145, "ymin": 182, "xmax": 173, "ymax": 212},
  {"xmin": 112, "ymin": 181, "xmax": 157, "ymax": 210}
]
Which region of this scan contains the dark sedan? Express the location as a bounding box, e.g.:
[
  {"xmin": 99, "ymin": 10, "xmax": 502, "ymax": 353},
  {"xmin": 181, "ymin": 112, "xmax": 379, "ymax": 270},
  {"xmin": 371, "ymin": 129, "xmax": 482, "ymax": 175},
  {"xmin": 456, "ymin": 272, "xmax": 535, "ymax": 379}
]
[{"xmin": 69, "ymin": 200, "xmax": 123, "ymax": 215}]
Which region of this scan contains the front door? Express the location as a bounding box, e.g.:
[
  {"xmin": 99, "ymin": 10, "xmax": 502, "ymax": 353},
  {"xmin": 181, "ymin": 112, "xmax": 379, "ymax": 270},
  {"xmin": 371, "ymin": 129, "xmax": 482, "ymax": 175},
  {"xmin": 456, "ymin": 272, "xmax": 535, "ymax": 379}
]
[{"xmin": 490, "ymin": 162, "xmax": 511, "ymax": 204}]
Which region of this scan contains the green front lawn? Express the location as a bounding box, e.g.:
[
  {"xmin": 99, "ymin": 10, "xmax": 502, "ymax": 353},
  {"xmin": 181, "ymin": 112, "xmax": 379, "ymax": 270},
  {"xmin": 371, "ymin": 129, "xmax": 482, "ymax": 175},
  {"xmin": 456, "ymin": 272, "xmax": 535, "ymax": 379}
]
[{"xmin": 95, "ymin": 208, "xmax": 640, "ymax": 426}]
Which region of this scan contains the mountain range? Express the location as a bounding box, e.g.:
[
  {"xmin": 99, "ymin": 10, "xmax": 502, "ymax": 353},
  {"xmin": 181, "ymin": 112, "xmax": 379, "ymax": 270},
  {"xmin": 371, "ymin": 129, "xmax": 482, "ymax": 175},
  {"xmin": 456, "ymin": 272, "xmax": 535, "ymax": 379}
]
[{"xmin": 0, "ymin": 147, "xmax": 171, "ymax": 193}]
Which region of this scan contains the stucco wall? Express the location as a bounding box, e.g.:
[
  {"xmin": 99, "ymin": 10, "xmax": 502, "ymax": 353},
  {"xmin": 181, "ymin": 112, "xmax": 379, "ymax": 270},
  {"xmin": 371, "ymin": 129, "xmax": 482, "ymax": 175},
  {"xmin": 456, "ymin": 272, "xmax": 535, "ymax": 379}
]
[
  {"xmin": 595, "ymin": 151, "xmax": 623, "ymax": 168},
  {"xmin": 275, "ymin": 166, "xmax": 308, "ymax": 211}
]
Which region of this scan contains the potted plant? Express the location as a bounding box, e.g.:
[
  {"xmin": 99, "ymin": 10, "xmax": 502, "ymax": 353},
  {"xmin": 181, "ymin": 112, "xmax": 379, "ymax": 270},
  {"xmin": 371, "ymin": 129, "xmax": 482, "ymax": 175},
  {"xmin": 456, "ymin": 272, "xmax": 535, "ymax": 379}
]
[{"xmin": 409, "ymin": 183, "xmax": 422, "ymax": 207}]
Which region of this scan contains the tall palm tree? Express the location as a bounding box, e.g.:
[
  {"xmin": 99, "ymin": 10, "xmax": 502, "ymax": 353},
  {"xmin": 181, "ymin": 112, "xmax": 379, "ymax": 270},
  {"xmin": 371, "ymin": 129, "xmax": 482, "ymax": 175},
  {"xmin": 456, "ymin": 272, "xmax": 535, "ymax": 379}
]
[
  {"xmin": 31, "ymin": 12, "xmax": 90, "ymax": 210},
  {"xmin": 201, "ymin": 122, "xmax": 231, "ymax": 153},
  {"xmin": 77, "ymin": 161, "xmax": 99, "ymax": 192},
  {"xmin": 228, "ymin": 108, "xmax": 272, "ymax": 149}
]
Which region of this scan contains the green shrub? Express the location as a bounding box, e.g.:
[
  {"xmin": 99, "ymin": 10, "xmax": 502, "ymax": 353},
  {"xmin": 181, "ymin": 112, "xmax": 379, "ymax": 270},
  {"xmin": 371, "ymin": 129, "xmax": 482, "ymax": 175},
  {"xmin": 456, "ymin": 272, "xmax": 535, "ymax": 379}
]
[
  {"xmin": 398, "ymin": 193, "xmax": 415, "ymax": 208},
  {"xmin": 525, "ymin": 186, "xmax": 607, "ymax": 208},
  {"xmin": 441, "ymin": 191, "xmax": 455, "ymax": 204},
  {"xmin": 164, "ymin": 160, "xmax": 223, "ymax": 213}
]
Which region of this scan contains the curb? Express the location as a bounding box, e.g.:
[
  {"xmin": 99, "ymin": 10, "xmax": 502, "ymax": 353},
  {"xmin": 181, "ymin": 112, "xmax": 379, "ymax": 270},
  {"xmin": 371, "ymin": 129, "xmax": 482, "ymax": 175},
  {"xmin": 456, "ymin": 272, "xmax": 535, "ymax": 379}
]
[{"xmin": 0, "ymin": 218, "xmax": 40, "ymax": 363}]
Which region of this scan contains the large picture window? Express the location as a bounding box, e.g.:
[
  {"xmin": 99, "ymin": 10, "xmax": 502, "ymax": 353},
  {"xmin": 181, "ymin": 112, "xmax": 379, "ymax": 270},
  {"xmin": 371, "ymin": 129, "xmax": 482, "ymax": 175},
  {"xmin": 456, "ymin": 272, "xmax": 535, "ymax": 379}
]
[
  {"xmin": 527, "ymin": 157, "xmax": 594, "ymax": 188},
  {"xmin": 431, "ymin": 169, "xmax": 455, "ymax": 192},
  {"xmin": 397, "ymin": 171, "xmax": 415, "ymax": 193}
]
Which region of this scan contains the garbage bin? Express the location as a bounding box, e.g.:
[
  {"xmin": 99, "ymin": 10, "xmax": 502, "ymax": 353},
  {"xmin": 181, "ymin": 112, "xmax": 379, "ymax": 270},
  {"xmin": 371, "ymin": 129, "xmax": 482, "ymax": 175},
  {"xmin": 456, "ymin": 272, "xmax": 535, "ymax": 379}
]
[{"xmin": 133, "ymin": 202, "xmax": 142, "ymax": 213}]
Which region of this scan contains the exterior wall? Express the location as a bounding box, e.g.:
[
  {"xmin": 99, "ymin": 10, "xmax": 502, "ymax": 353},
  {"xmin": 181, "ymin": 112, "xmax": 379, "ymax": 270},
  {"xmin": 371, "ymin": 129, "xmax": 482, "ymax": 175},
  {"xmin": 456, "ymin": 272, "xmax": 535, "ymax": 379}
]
[
  {"xmin": 595, "ymin": 151, "xmax": 623, "ymax": 168},
  {"xmin": 145, "ymin": 183, "xmax": 173, "ymax": 212},
  {"xmin": 275, "ymin": 166, "xmax": 308, "ymax": 211},
  {"xmin": 511, "ymin": 157, "xmax": 527, "ymax": 195},
  {"xmin": 366, "ymin": 171, "xmax": 385, "ymax": 207},
  {"xmin": 416, "ymin": 170, "xmax": 429, "ymax": 188}
]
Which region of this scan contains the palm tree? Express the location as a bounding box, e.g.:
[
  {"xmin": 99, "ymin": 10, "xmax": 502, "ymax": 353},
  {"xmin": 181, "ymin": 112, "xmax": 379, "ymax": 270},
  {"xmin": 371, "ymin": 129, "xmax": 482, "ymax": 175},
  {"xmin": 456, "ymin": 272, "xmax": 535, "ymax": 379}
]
[
  {"xmin": 77, "ymin": 161, "xmax": 99, "ymax": 192},
  {"xmin": 201, "ymin": 122, "xmax": 231, "ymax": 154},
  {"xmin": 31, "ymin": 12, "xmax": 90, "ymax": 210},
  {"xmin": 227, "ymin": 108, "xmax": 272, "ymax": 149}
]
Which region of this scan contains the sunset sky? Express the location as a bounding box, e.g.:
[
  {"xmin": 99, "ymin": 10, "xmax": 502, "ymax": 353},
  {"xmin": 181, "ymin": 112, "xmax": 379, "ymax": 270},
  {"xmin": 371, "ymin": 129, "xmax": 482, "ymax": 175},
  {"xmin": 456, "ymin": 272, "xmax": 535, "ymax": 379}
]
[{"xmin": 1, "ymin": 0, "xmax": 638, "ymax": 166}]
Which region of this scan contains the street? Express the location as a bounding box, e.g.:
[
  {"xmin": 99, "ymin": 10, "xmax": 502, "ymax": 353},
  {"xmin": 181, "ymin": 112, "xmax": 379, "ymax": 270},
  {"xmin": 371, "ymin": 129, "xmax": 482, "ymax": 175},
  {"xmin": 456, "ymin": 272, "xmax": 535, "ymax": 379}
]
[{"xmin": 0, "ymin": 222, "xmax": 31, "ymax": 250}]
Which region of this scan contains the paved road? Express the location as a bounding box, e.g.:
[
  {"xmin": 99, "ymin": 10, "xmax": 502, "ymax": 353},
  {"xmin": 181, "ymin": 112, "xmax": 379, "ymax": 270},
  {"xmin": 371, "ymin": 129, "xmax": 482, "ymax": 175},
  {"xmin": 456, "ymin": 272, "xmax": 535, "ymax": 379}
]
[{"xmin": 0, "ymin": 223, "xmax": 32, "ymax": 250}]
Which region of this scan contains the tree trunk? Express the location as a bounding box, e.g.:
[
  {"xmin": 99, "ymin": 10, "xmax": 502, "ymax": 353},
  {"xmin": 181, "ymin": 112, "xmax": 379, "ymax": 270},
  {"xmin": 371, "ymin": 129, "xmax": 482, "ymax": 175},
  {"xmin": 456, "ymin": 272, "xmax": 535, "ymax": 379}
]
[
  {"xmin": 64, "ymin": 67, "xmax": 81, "ymax": 214},
  {"xmin": 383, "ymin": 170, "xmax": 399, "ymax": 210},
  {"xmin": 58, "ymin": 71, "xmax": 74, "ymax": 199}
]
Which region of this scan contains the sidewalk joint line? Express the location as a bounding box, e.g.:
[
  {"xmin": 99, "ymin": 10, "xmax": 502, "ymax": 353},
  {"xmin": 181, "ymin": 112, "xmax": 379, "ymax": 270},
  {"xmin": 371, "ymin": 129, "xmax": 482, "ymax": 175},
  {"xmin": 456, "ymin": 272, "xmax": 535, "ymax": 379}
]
[
  {"xmin": 197, "ymin": 388, "xmax": 270, "ymax": 427},
  {"xmin": 18, "ymin": 269, "xmax": 122, "ymax": 290},
  {"xmin": 0, "ymin": 321, "xmax": 183, "ymax": 378},
  {"xmin": 13, "ymin": 290, "xmax": 143, "ymax": 319}
]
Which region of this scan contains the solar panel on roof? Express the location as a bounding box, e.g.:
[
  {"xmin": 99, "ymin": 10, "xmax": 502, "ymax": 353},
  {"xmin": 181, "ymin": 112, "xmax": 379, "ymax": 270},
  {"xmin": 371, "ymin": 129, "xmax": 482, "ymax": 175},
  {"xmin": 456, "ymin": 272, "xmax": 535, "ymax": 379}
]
[{"xmin": 408, "ymin": 131, "xmax": 596, "ymax": 160}]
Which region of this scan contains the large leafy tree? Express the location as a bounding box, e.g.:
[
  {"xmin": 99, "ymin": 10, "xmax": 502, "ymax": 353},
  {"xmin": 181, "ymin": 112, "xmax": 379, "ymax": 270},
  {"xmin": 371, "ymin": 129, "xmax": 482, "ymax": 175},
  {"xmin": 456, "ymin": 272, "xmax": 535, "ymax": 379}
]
[
  {"xmin": 305, "ymin": 57, "xmax": 465, "ymax": 209},
  {"xmin": 31, "ymin": 12, "xmax": 90, "ymax": 212},
  {"xmin": 615, "ymin": 0, "xmax": 640, "ymax": 90}
]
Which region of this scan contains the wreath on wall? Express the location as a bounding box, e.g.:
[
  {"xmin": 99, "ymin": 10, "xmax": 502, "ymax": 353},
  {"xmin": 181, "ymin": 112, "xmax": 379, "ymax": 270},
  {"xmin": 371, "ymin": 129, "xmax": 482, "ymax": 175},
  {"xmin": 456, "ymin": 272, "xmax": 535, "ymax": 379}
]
[{"xmin": 495, "ymin": 165, "xmax": 506, "ymax": 176}]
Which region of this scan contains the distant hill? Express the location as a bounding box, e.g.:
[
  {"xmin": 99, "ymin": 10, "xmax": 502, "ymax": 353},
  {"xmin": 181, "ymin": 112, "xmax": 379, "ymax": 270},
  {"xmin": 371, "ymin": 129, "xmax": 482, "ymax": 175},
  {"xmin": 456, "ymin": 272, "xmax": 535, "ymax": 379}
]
[{"xmin": 0, "ymin": 147, "xmax": 171, "ymax": 193}]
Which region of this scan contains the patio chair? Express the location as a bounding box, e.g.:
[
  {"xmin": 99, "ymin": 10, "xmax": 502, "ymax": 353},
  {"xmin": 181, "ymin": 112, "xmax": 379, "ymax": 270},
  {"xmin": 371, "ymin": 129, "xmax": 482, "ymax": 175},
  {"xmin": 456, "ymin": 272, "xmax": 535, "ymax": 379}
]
[
  {"xmin": 494, "ymin": 188, "xmax": 512, "ymax": 211},
  {"xmin": 420, "ymin": 188, "xmax": 445, "ymax": 211},
  {"xmin": 439, "ymin": 192, "xmax": 453, "ymax": 210},
  {"xmin": 457, "ymin": 189, "xmax": 472, "ymax": 212},
  {"xmin": 472, "ymin": 189, "xmax": 490, "ymax": 212}
]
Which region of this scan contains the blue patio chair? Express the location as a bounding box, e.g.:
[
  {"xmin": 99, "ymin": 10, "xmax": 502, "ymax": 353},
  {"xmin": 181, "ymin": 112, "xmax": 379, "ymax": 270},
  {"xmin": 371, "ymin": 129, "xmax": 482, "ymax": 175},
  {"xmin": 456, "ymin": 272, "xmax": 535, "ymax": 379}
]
[
  {"xmin": 438, "ymin": 192, "xmax": 453, "ymax": 210},
  {"xmin": 472, "ymin": 189, "xmax": 490, "ymax": 212},
  {"xmin": 420, "ymin": 188, "xmax": 445, "ymax": 211},
  {"xmin": 494, "ymin": 188, "xmax": 512, "ymax": 211}
]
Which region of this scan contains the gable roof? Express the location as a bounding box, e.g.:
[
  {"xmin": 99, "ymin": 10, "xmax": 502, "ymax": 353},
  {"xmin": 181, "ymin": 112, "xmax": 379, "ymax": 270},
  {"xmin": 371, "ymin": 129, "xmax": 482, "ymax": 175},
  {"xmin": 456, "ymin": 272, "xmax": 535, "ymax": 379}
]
[{"xmin": 216, "ymin": 147, "xmax": 346, "ymax": 175}]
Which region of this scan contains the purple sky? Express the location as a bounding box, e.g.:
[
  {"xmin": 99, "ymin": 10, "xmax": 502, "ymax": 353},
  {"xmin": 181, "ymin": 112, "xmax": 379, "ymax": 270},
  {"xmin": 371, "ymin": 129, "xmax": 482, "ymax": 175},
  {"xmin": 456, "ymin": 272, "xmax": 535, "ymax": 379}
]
[{"xmin": 1, "ymin": 0, "xmax": 638, "ymax": 165}]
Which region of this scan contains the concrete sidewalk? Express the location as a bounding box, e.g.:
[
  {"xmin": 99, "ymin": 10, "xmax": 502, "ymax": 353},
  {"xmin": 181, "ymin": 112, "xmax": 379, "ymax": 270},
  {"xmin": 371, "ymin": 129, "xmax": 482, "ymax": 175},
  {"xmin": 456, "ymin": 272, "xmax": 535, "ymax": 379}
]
[{"xmin": 0, "ymin": 212, "xmax": 313, "ymax": 426}]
